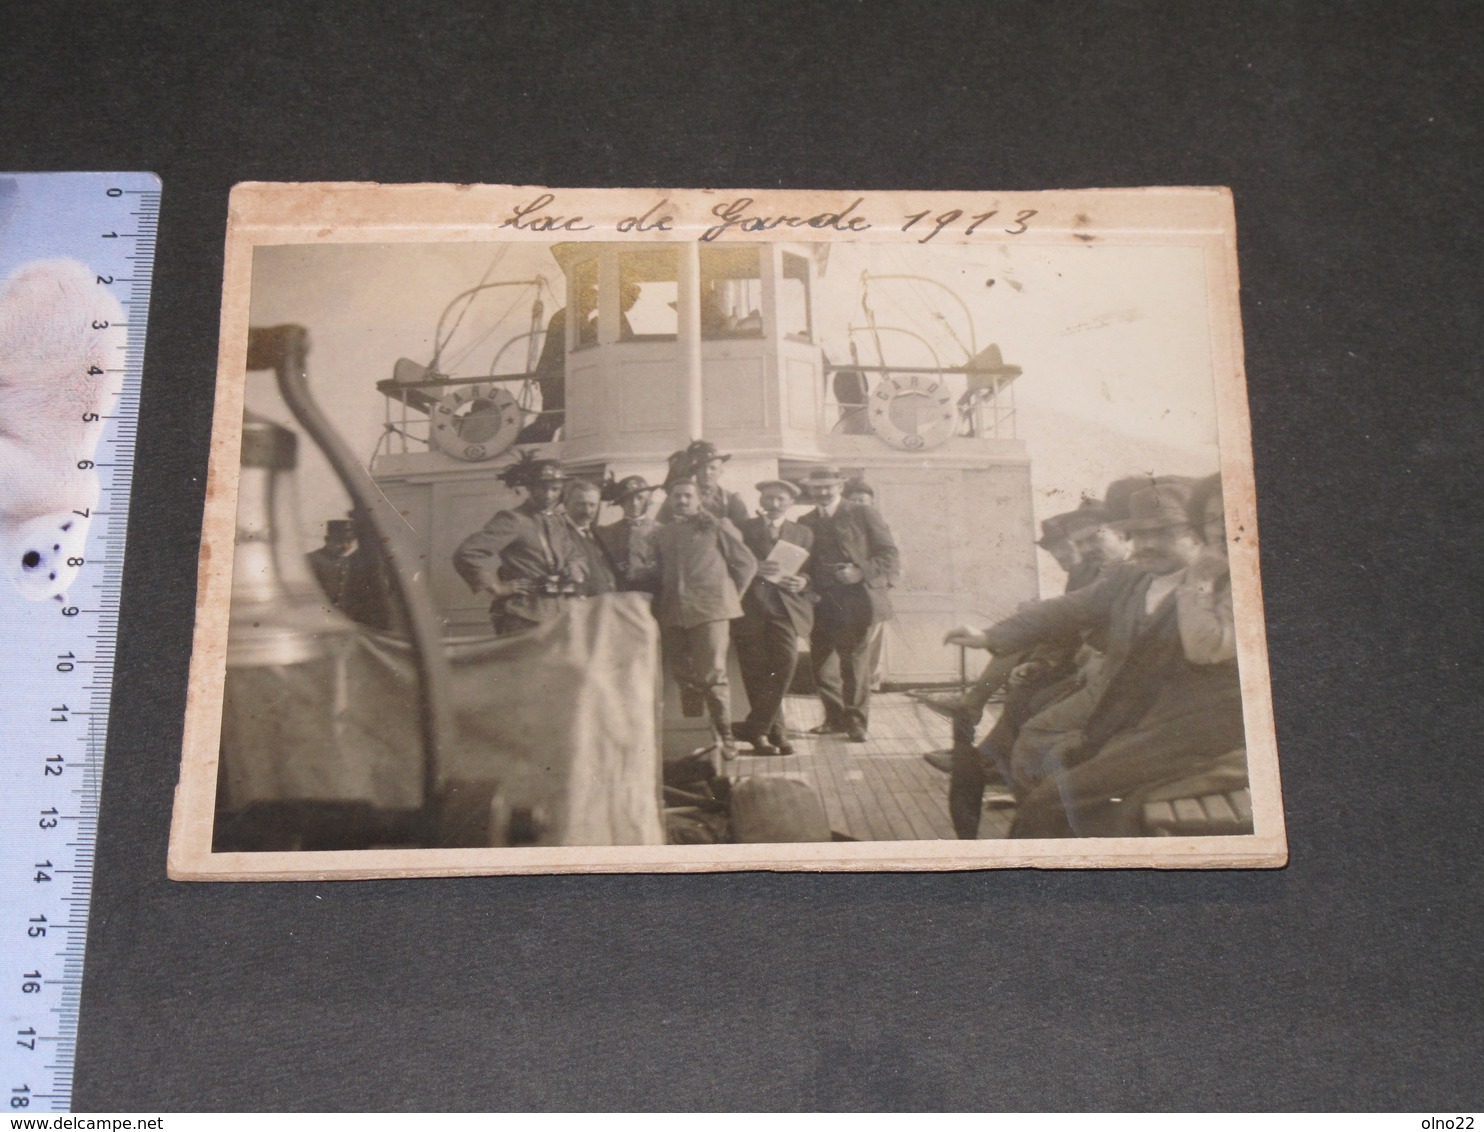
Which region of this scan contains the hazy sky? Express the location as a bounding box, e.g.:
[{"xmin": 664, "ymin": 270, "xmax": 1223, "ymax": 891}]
[{"xmin": 247, "ymin": 237, "xmax": 1222, "ymax": 591}]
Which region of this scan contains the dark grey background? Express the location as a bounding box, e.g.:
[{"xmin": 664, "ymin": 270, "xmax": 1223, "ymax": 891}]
[{"xmin": 3, "ymin": 0, "xmax": 1479, "ymax": 1111}]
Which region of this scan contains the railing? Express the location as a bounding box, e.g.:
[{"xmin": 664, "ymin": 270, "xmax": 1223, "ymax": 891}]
[{"xmin": 822, "ymin": 361, "xmax": 1018, "ymax": 440}]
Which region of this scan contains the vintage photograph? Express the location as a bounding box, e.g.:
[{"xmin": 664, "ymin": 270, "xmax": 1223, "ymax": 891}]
[{"xmin": 169, "ymin": 184, "xmax": 1285, "ymax": 876}]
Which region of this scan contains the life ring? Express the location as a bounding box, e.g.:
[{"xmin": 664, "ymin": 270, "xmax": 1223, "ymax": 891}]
[
  {"xmin": 430, "ymin": 384, "xmax": 522, "ymax": 462},
  {"xmin": 867, "ymin": 373, "xmax": 957, "ymax": 451}
]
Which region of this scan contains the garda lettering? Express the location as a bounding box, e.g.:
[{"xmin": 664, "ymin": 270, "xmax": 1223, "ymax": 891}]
[{"xmin": 701, "ymin": 197, "xmax": 872, "ymax": 242}]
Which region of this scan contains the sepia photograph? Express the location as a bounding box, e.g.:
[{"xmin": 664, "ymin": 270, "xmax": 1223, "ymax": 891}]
[{"xmin": 169, "ymin": 184, "xmax": 1285, "ymax": 877}]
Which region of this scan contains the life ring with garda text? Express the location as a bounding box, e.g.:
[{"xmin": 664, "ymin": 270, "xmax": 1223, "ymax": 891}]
[
  {"xmin": 868, "ymin": 372, "xmax": 957, "ymax": 451},
  {"xmin": 430, "ymin": 383, "xmax": 522, "ymax": 462}
]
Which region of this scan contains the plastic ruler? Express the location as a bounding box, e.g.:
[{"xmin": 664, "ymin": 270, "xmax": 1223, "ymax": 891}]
[{"xmin": 0, "ymin": 172, "xmax": 159, "ymax": 1113}]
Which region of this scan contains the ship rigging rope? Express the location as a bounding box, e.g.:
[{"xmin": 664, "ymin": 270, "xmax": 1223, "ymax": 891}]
[
  {"xmin": 864, "ymin": 259, "xmax": 979, "ymax": 364},
  {"xmin": 428, "ymin": 245, "xmax": 511, "ymax": 371},
  {"xmin": 442, "ymin": 283, "xmax": 536, "ymax": 375}
]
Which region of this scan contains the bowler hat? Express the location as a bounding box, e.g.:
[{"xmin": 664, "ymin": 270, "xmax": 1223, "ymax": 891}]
[
  {"xmin": 755, "ymin": 478, "xmax": 801, "ymax": 499},
  {"xmin": 842, "ymin": 477, "xmax": 875, "ymax": 499},
  {"xmin": 1121, "ymin": 486, "xmax": 1196, "ymax": 532},
  {"xmin": 325, "ymin": 519, "xmax": 355, "ymax": 539}
]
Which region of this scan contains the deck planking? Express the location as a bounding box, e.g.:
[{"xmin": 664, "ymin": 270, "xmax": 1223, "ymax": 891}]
[{"xmin": 732, "ymin": 692, "xmax": 1013, "ymax": 842}]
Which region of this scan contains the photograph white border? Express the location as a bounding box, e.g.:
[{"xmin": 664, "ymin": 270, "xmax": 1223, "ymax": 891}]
[{"xmin": 169, "ymin": 183, "xmax": 1286, "ymax": 879}]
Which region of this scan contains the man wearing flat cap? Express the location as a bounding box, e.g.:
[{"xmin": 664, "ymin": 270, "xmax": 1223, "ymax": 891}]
[
  {"xmin": 731, "ymin": 479, "xmax": 814, "ymax": 756},
  {"xmin": 656, "ymin": 439, "xmax": 750, "ymax": 527},
  {"xmin": 452, "ymin": 453, "xmax": 588, "ymax": 635},
  {"xmin": 596, "ymin": 474, "xmax": 660, "ymax": 595},
  {"xmin": 798, "ymin": 466, "xmax": 901, "ymax": 743},
  {"xmin": 633, "ymin": 475, "xmax": 758, "ymax": 759},
  {"xmin": 945, "ymin": 482, "xmax": 1223, "ymax": 833}
]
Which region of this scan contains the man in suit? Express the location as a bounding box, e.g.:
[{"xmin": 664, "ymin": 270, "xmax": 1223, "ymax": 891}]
[
  {"xmin": 452, "ymin": 456, "xmax": 587, "ymax": 635},
  {"xmin": 945, "ymin": 484, "xmax": 1215, "ymax": 834},
  {"xmin": 596, "ymin": 474, "xmax": 659, "ymax": 595},
  {"xmin": 561, "ymin": 478, "xmax": 617, "ymax": 597},
  {"xmin": 306, "ymin": 516, "xmax": 390, "ymax": 628},
  {"xmin": 798, "ymin": 466, "xmax": 900, "ymax": 743},
  {"xmin": 732, "ymin": 479, "xmax": 814, "ymax": 756},
  {"xmin": 634, "ymin": 476, "xmax": 758, "ymax": 759}
]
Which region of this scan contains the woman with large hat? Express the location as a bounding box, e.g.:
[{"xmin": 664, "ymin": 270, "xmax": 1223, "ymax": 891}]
[{"xmin": 451, "ymin": 450, "xmax": 588, "ymax": 634}]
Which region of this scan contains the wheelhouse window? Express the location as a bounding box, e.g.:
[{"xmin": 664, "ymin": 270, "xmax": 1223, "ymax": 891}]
[
  {"xmin": 699, "ymin": 246, "xmax": 764, "ymax": 339},
  {"xmin": 618, "ymin": 249, "xmax": 678, "ymax": 339},
  {"xmin": 570, "ymin": 257, "xmax": 598, "ymax": 349},
  {"xmin": 779, "ymin": 252, "xmax": 812, "ymax": 342}
]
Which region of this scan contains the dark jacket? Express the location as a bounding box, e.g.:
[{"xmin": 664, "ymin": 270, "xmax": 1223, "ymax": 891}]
[
  {"xmin": 798, "ymin": 500, "xmax": 900, "ymax": 623},
  {"xmin": 595, "ymin": 516, "xmax": 659, "ymax": 594},
  {"xmin": 983, "ymin": 562, "xmax": 1197, "ymax": 752},
  {"xmin": 737, "ymin": 516, "xmax": 815, "ymax": 636},
  {"xmin": 564, "ymin": 518, "xmax": 618, "ymax": 597},
  {"xmin": 451, "ymin": 499, "xmax": 585, "ymax": 624}
]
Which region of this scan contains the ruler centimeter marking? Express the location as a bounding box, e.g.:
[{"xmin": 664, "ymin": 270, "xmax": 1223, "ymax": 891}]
[{"xmin": 1, "ymin": 172, "xmax": 159, "ymax": 1113}]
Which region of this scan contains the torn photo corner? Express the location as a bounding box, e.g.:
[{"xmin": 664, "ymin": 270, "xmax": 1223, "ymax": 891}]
[{"xmin": 169, "ymin": 183, "xmax": 1285, "ymax": 879}]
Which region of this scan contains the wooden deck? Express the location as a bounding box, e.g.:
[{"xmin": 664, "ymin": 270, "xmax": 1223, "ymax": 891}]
[{"xmin": 731, "ymin": 692, "xmax": 1014, "ymax": 841}]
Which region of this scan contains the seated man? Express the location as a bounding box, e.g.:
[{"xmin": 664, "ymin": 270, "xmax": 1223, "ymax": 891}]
[
  {"xmin": 934, "ymin": 504, "xmax": 1105, "ymax": 836},
  {"xmin": 633, "ymin": 476, "xmax": 757, "ymax": 760},
  {"xmin": 946, "ymin": 484, "xmax": 1218, "ymax": 837},
  {"xmin": 1011, "ymin": 474, "xmax": 1245, "ymax": 837}
]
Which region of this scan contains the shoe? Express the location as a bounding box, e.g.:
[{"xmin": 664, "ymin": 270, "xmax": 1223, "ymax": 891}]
[
  {"xmin": 846, "ymin": 726, "xmax": 868, "ymax": 743},
  {"xmin": 768, "ymin": 727, "xmax": 795, "ymax": 756},
  {"xmin": 733, "ymin": 721, "xmax": 779, "ymax": 755},
  {"xmin": 924, "ymin": 750, "xmax": 955, "ymax": 773},
  {"xmin": 807, "ymin": 722, "xmax": 846, "ymax": 735},
  {"xmin": 719, "ymin": 743, "xmax": 739, "ymax": 762}
]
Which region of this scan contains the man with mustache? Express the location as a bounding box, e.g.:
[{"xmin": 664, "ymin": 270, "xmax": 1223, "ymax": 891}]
[
  {"xmin": 731, "ymin": 479, "xmax": 814, "ymax": 756},
  {"xmin": 945, "ymin": 484, "xmax": 1209, "ymax": 821}
]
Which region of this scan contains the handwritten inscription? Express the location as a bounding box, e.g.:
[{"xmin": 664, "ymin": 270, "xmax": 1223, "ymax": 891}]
[
  {"xmin": 700, "ymin": 197, "xmax": 871, "ymax": 242},
  {"xmin": 499, "ymin": 193, "xmax": 595, "ymax": 232},
  {"xmin": 901, "ymin": 207, "xmax": 1038, "ymax": 243},
  {"xmin": 497, "ymin": 194, "xmax": 1044, "ymax": 241},
  {"xmin": 617, "ymin": 200, "xmax": 674, "ymax": 232}
]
